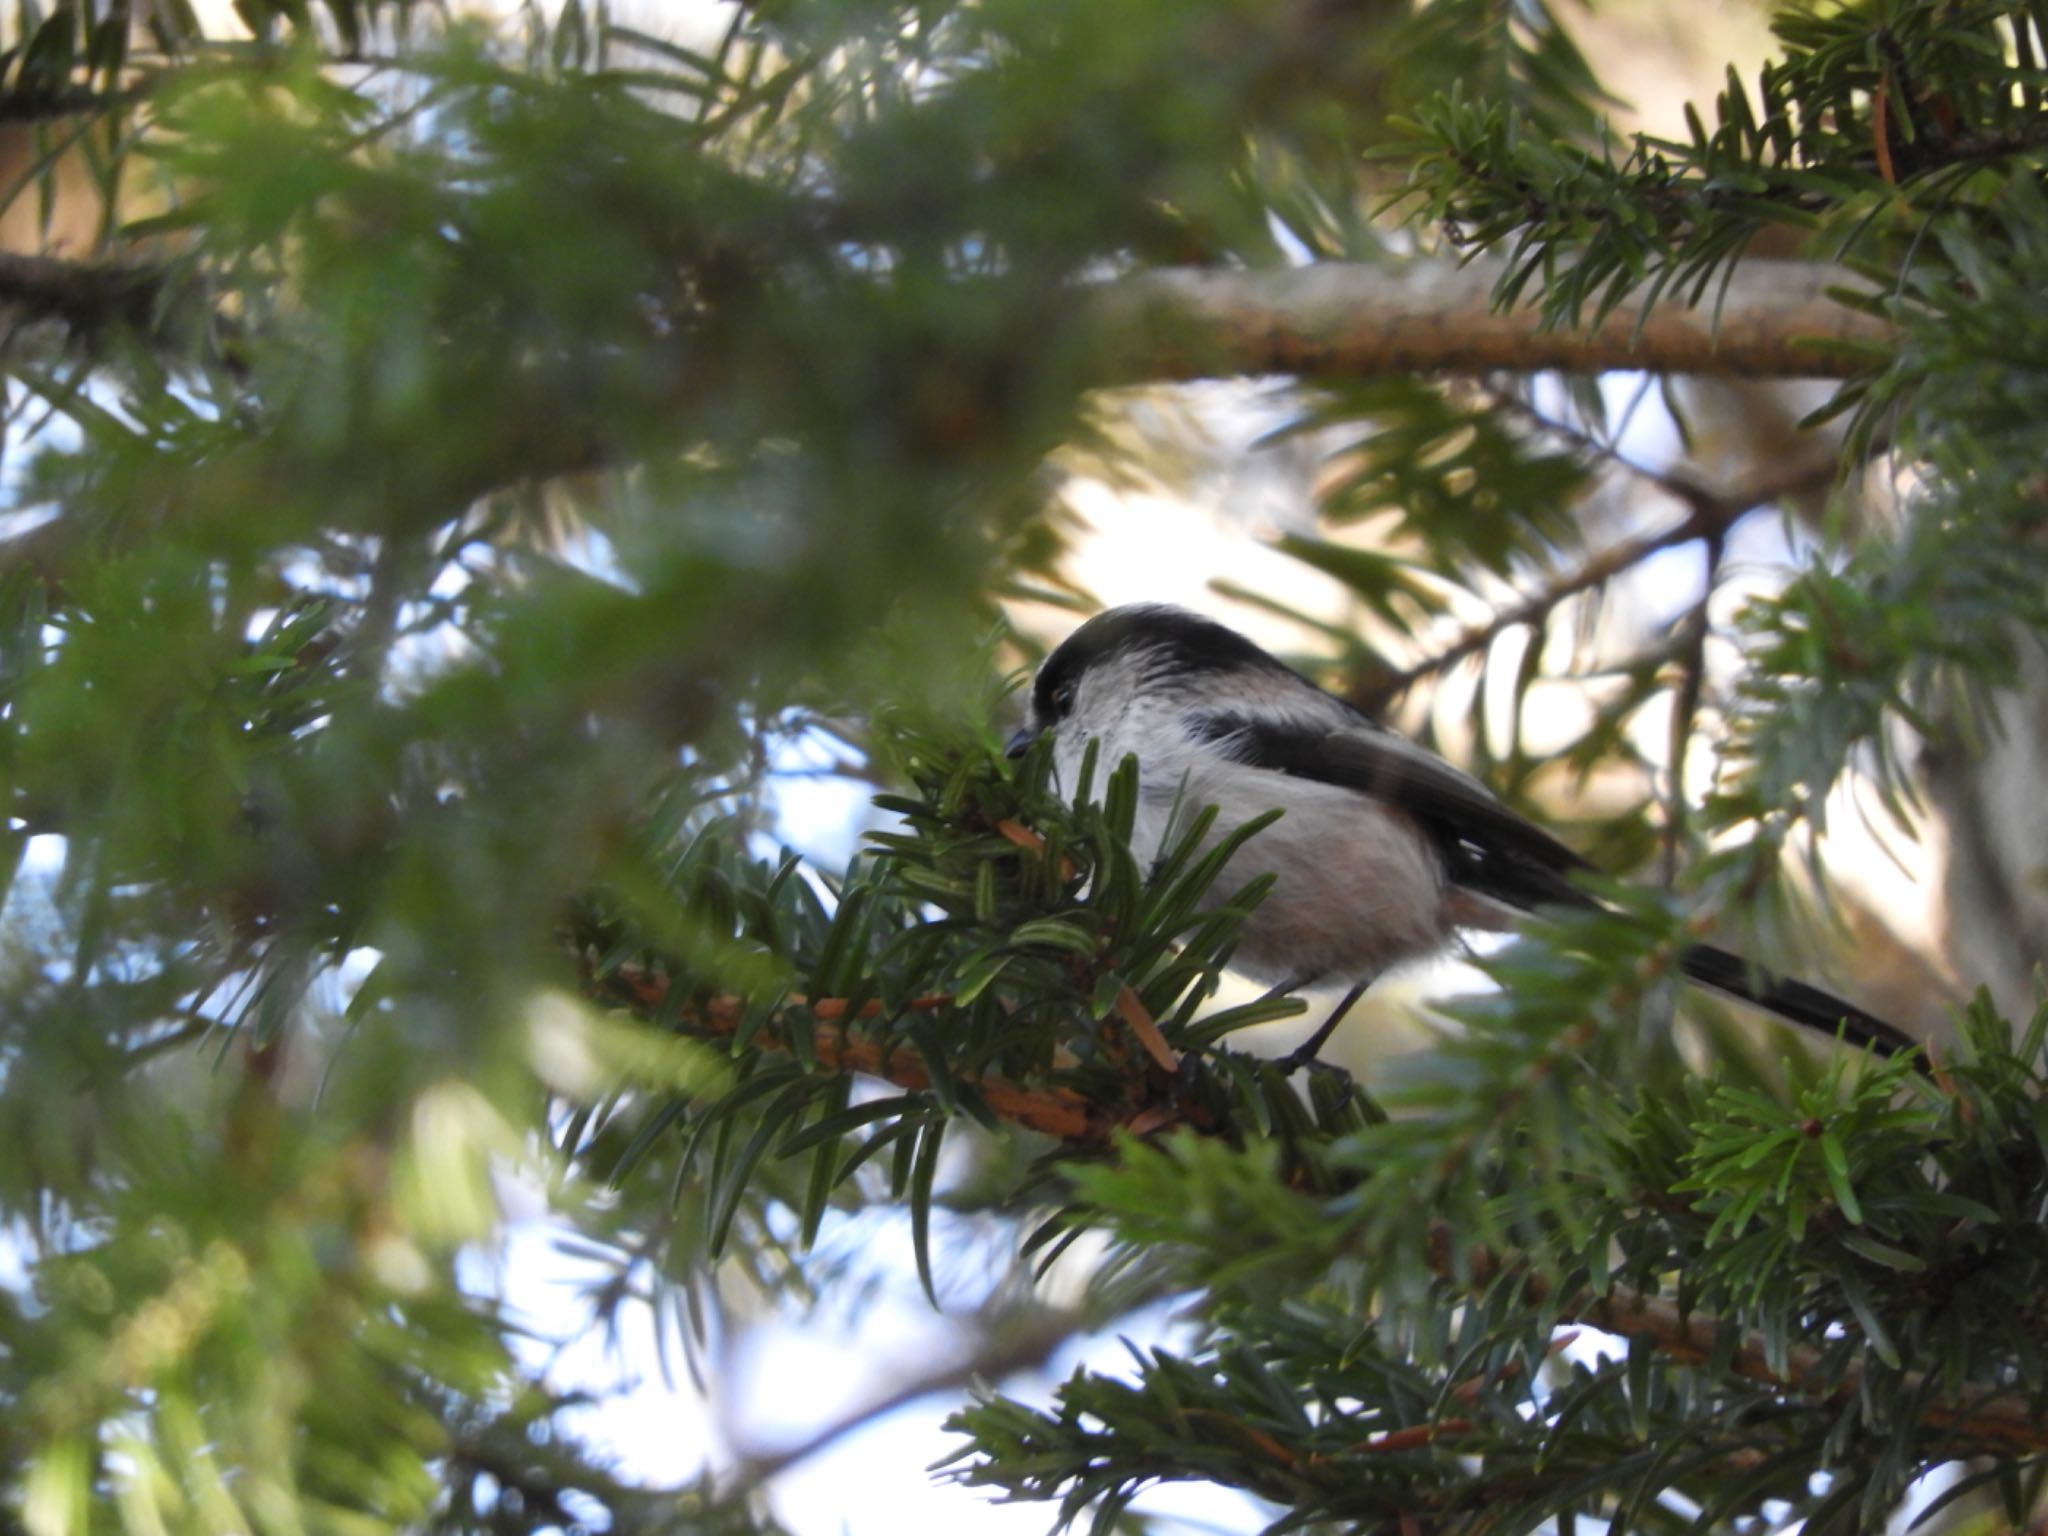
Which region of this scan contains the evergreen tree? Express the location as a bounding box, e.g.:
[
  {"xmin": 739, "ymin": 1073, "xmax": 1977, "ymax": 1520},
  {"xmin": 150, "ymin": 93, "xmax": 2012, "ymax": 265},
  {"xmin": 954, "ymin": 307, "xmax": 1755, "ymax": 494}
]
[{"xmin": 1, "ymin": 1, "xmax": 2044, "ymax": 1532}]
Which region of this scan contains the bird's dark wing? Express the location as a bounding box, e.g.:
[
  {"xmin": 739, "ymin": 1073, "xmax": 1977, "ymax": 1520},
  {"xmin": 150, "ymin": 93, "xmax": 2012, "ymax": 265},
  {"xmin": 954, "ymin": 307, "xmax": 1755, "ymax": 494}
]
[
  {"xmin": 1185, "ymin": 711, "xmax": 1921, "ymax": 1062},
  {"xmin": 1188, "ymin": 713, "xmax": 1595, "ymax": 913}
]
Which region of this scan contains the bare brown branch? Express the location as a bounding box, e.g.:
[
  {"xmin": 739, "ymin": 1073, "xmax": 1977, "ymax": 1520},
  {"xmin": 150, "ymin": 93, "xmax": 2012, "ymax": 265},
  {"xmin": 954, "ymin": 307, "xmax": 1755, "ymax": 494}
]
[
  {"xmin": 1094, "ymin": 258, "xmax": 1896, "ymax": 384},
  {"xmin": 1351, "ymin": 451, "xmax": 1847, "ymax": 711},
  {"xmin": 729, "ymin": 1301, "xmax": 1093, "ymax": 1488},
  {"xmin": 0, "ymin": 251, "xmax": 1898, "ymax": 593},
  {"xmin": 0, "ymin": 251, "xmax": 1895, "ymax": 393}
]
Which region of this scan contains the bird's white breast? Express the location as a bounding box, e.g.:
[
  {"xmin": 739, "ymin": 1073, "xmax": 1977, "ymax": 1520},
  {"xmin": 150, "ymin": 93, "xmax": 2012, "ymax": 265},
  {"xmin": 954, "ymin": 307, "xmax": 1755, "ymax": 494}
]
[{"xmin": 1049, "ymin": 664, "xmax": 1452, "ymax": 984}]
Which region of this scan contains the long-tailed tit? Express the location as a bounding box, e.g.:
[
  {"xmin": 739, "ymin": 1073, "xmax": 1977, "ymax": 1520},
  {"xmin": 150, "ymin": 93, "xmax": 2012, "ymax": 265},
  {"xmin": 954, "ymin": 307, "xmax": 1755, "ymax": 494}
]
[{"xmin": 1009, "ymin": 603, "xmax": 1915, "ymax": 1066}]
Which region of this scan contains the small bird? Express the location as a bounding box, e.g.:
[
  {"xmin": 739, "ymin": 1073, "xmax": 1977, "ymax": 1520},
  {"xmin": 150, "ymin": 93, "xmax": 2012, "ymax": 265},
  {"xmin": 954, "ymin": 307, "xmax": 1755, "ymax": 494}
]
[{"xmin": 1010, "ymin": 603, "xmax": 1916, "ymax": 1067}]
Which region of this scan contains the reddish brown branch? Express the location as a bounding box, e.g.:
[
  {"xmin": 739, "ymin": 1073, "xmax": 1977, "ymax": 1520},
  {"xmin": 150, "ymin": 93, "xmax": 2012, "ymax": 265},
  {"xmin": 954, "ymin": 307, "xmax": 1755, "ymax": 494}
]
[
  {"xmin": 996, "ymin": 818, "xmax": 1077, "ymax": 879},
  {"xmin": 1571, "ymin": 1286, "xmax": 2044, "ymax": 1451},
  {"xmin": 1353, "ymin": 1419, "xmax": 1476, "ymax": 1455},
  {"xmin": 1429, "ymin": 1223, "xmax": 2048, "ymax": 1455},
  {"xmin": 606, "ymin": 967, "xmax": 1126, "ymax": 1145}
]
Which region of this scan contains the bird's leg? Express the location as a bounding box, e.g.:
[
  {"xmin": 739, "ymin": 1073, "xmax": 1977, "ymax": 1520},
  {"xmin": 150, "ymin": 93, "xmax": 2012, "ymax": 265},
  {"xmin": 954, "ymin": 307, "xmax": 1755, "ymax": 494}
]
[
  {"xmin": 1174, "ymin": 973, "xmax": 1314, "ymax": 1092},
  {"xmin": 1277, "ymin": 980, "xmax": 1371, "ymax": 1075}
]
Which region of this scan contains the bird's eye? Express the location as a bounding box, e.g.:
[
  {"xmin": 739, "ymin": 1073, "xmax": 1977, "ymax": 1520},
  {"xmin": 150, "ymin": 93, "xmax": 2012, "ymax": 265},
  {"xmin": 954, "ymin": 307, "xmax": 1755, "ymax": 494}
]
[{"xmin": 1049, "ymin": 679, "xmax": 1077, "ymax": 717}]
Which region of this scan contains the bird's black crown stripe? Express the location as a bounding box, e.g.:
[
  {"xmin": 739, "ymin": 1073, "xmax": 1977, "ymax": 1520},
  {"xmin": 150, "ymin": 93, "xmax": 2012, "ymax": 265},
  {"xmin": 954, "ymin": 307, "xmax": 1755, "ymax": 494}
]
[{"xmin": 1035, "ymin": 606, "xmax": 1291, "ymax": 723}]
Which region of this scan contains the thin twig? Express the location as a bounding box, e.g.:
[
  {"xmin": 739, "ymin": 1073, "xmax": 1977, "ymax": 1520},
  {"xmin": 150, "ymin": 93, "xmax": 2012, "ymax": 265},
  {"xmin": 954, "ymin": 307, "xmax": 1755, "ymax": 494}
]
[
  {"xmin": 726, "ymin": 1302, "xmax": 1090, "ymax": 1488},
  {"xmin": 1426, "ymin": 1223, "xmax": 2048, "ymax": 1456},
  {"xmin": 1352, "ymin": 452, "xmax": 1843, "ymax": 713},
  {"xmin": 1351, "ymin": 513, "xmax": 1704, "ymax": 712},
  {"xmin": 1488, "ymin": 383, "xmax": 1843, "ymax": 524}
]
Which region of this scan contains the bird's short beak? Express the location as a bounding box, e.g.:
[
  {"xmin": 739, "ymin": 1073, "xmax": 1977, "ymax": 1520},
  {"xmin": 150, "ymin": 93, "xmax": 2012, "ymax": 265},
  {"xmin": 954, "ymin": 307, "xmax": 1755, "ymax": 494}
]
[{"xmin": 1005, "ymin": 726, "xmax": 1038, "ymax": 761}]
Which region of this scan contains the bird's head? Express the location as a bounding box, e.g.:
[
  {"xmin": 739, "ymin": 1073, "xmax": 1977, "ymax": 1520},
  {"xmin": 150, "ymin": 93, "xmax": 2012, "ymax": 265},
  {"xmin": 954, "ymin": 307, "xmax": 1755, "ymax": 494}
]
[{"xmin": 1007, "ymin": 604, "xmax": 1295, "ymax": 758}]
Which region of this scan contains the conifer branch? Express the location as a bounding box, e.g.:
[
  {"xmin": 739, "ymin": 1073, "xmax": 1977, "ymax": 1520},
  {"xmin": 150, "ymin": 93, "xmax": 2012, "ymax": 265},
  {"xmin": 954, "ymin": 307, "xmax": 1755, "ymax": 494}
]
[
  {"xmin": 602, "ymin": 960, "xmax": 2047, "ymax": 1459},
  {"xmin": 1569, "ymin": 1285, "xmax": 2048, "ymax": 1453},
  {"xmin": 600, "ymin": 967, "xmax": 1128, "ymax": 1145},
  {"xmin": 1429, "ymin": 1224, "xmax": 2048, "ymax": 1456}
]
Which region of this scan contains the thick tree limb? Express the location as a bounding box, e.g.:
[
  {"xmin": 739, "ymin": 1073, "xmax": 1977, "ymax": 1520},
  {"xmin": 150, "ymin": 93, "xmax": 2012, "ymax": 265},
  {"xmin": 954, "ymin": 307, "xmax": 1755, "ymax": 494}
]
[
  {"xmin": 0, "ymin": 250, "xmax": 1895, "ymax": 385},
  {"xmin": 1094, "ymin": 258, "xmax": 1896, "ymax": 383},
  {"xmin": 0, "ymin": 251, "xmax": 1896, "ymax": 590},
  {"xmin": 0, "ymin": 83, "xmax": 143, "ymax": 124}
]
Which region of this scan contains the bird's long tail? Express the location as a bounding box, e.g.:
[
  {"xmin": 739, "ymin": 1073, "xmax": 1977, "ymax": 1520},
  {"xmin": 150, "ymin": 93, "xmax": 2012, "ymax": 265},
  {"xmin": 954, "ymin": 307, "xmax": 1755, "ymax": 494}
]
[{"xmin": 1679, "ymin": 943, "xmax": 1921, "ymax": 1061}]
